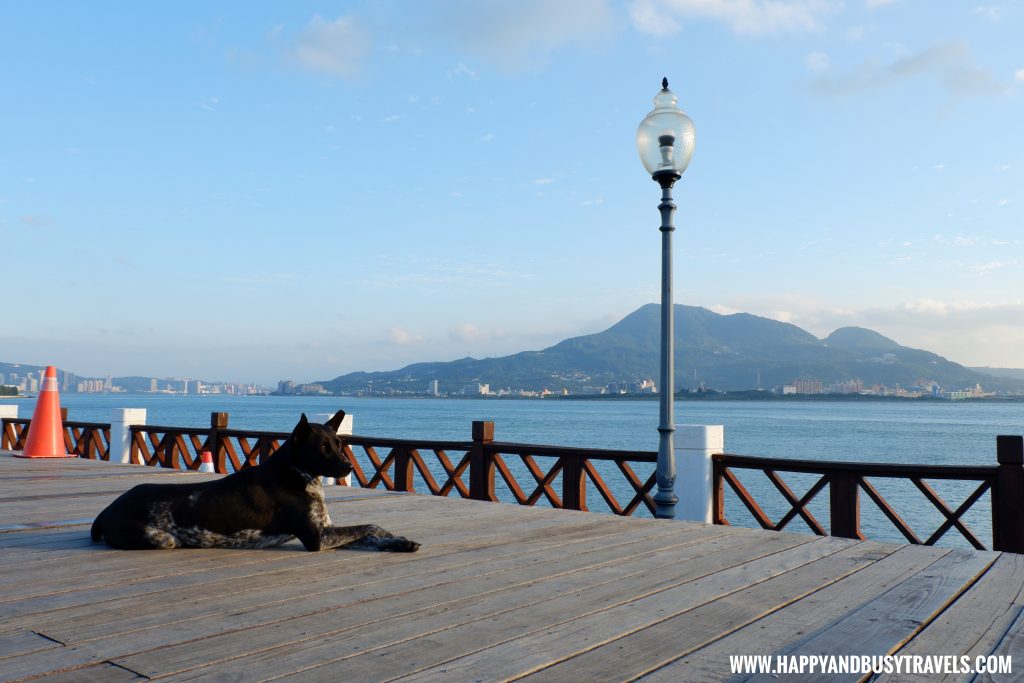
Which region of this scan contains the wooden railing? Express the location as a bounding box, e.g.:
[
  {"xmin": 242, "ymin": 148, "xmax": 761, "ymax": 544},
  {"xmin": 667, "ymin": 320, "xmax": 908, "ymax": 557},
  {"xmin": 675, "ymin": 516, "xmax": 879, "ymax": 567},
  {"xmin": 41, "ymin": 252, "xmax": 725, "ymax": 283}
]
[
  {"xmin": 119, "ymin": 413, "xmax": 658, "ymax": 516},
  {"xmin": 342, "ymin": 421, "xmax": 658, "ymax": 516},
  {"xmin": 1, "ymin": 409, "xmax": 110, "ymax": 459},
  {"xmin": 4, "ymin": 409, "xmax": 1022, "ymax": 544},
  {"xmin": 713, "ymin": 435, "xmax": 1024, "ymax": 553},
  {"xmin": 129, "ymin": 412, "xmax": 286, "ymax": 472}
]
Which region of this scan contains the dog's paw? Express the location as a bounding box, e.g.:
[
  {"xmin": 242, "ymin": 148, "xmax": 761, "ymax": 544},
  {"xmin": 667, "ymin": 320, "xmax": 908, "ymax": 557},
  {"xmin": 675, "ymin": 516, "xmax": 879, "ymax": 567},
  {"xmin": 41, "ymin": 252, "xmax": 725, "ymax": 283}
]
[{"xmin": 390, "ymin": 536, "xmax": 420, "ymax": 553}]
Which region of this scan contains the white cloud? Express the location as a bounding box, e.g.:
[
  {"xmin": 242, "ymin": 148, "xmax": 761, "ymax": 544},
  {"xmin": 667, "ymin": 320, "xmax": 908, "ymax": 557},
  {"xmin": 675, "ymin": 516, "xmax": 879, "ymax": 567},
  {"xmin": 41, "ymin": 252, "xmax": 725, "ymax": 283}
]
[
  {"xmin": 20, "ymin": 214, "xmax": 54, "ymax": 227},
  {"xmin": 805, "ymin": 51, "xmax": 830, "ymax": 72},
  {"xmin": 388, "ymin": 327, "xmax": 424, "ymax": 346},
  {"xmin": 291, "ymin": 15, "xmax": 370, "ymax": 78},
  {"xmin": 480, "ymin": 133, "xmax": 495, "ymax": 142},
  {"xmin": 628, "ymin": 0, "xmax": 681, "ymax": 35},
  {"xmin": 380, "ymin": 114, "xmax": 401, "ymax": 124},
  {"xmin": 446, "ymin": 62, "xmax": 478, "ymax": 80},
  {"xmin": 449, "ymin": 323, "xmax": 507, "ymax": 344},
  {"xmin": 846, "ymin": 25, "xmax": 867, "ymax": 41},
  {"xmin": 629, "ymin": 0, "xmax": 839, "ymax": 36},
  {"xmin": 1015, "ymin": 68, "xmax": 1024, "ymax": 83},
  {"xmin": 865, "ymin": 0, "xmax": 897, "ymax": 8},
  {"xmin": 709, "ymin": 304, "xmax": 742, "ymax": 316},
  {"xmin": 436, "ymin": 0, "xmax": 614, "ymax": 70},
  {"xmin": 811, "ymin": 42, "xmax": 1011, "ymax": 98},
  {"xmin": 971, "ymin": 6, "xmax": 1002, "ymax": 22},
  {"xmin": 533, "ymin": 177, "xmax": 555, "ymax": 185}
]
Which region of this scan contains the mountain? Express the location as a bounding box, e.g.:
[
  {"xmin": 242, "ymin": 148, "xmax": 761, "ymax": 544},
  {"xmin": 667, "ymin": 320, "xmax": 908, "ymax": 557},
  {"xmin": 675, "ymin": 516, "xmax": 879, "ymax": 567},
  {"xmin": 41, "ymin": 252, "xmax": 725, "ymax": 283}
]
[
  {"xmin": 319, "ymin": 304, "xmax": 1024, "ymax": 394},
  {"xmin": 970, "ymin": 367, "xmax": 1024, "ymax": 381}
]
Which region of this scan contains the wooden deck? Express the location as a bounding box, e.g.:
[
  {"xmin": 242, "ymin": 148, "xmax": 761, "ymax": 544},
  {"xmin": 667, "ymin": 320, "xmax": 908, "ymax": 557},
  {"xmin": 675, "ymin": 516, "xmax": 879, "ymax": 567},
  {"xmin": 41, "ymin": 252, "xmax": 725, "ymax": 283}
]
[{"xmin": 1, "ymin": 453, "xmax": 1021, "ymax": 682}]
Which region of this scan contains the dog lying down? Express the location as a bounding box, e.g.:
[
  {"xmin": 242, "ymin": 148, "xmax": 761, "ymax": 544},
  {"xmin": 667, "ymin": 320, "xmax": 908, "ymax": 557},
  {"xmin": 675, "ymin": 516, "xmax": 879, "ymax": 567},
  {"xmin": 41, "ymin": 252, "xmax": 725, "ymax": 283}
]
[{"xmin": 91, "ymin": 410, "xmax": 419, "ymax": 552}]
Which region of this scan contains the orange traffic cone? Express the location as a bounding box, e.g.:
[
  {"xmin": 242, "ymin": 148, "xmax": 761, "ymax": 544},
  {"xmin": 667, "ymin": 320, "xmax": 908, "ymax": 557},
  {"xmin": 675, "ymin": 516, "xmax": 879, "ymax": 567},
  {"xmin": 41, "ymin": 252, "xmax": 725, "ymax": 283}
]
[
  {"xmin": 16, "ymin": 366, "xmax": 73, "ymax": 458},
  {"xmin": 198, "ymin": 451, "xmax": 215, "ymax": 473}
]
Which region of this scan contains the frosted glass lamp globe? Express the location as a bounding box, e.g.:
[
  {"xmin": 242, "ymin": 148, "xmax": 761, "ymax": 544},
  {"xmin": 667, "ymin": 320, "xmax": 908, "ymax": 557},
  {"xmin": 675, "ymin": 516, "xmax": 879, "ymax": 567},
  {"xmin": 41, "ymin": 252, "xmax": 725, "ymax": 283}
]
[{"xmin": 636, "ymin": 78, "xmax": 695, "ymax": 184}]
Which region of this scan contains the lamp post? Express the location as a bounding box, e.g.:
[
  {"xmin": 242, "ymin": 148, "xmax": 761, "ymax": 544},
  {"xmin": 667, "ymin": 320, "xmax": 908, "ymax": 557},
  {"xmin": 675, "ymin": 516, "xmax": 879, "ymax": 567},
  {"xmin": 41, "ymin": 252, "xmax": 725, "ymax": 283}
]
[{"xmin": 637, "ymin": 78, "xmax": 695, "ymax": 519}]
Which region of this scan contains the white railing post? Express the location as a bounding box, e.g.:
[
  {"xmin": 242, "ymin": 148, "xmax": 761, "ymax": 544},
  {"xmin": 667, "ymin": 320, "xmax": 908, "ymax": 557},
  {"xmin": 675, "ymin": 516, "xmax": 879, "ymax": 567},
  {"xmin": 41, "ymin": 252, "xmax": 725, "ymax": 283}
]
[
  {"xmin": 314, "ymin": 412, "xmax": 354, "ymax": 486},
  {"xmin": 110, "ymin": 408, "xmax": 146, "ymax": 464},
  {"xmin": 0, "ymin": 405, "xmax": 17, "ymax": 451},
  {"xmin": 674, "ymin": 425, "xmax": 724, "ymax": 523}
]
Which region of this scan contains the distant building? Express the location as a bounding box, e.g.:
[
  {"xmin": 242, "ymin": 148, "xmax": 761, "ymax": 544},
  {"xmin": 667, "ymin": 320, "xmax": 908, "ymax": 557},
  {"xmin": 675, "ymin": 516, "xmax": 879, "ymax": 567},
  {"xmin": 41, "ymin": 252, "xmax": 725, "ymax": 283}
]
[
  {"xmin": 150, "ymin": 378, "xmax": 158, "ymax": 392},
  {"xmin": 828, "ymin": 379, "xmax": 863, "ymax": 394},
  {"xmin": 428, "ymin": 379, "xmax": 440, "ymax": 396},
  {"xmin": 461, "ymin": 383, "xmax": 490, "ymax": 396},
  {"xmin": 277, "ymin": 380, "xmax": 297, "ymax": 395},
  {"xmin": 794, "ymin": 379, "xmax": 822, "ymax": 395}
]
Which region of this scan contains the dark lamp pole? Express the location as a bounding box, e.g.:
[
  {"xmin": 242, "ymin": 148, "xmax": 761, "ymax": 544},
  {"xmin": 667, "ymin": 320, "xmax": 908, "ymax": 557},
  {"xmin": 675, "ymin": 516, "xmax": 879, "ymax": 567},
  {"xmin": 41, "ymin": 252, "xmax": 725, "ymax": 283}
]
[{"xmin": 636, "ymin": 78, "xmax": 695, "ymax": 519}]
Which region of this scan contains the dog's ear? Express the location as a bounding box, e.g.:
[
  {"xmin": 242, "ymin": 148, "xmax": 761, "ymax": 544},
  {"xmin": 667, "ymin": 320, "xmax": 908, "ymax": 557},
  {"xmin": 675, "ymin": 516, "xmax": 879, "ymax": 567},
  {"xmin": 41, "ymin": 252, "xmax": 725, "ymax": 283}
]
[
  {"xmin": 324, "ymin": 410, "xmax": 346, "ymax": 433},
  {"xmin": 292, "ymin": 413, "xmax": 312, "ymax": 442}
]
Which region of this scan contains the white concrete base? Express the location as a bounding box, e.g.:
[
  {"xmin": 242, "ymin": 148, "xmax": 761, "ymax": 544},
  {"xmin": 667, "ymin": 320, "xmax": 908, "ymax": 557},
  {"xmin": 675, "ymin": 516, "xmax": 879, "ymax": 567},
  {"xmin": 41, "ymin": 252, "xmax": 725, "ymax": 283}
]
[
  {"xmin": 674, "ymin": 425, "xmax": 724, "ymax": 524},
  {"xmin": 110, "ymin": 408, "xmax": 147, "ymax": 464},
  {"xmin": 317, "ymin": 412, "xmax": 353, "ymax": 486}
]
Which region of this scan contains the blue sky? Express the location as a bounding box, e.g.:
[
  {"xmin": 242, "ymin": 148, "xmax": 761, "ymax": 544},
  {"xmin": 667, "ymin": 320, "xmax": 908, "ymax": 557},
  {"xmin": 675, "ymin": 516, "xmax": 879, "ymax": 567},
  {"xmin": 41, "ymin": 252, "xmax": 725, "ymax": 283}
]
[{"xmin": 1, "ymin": 1, "xmax": 1022, "ymax": 385}]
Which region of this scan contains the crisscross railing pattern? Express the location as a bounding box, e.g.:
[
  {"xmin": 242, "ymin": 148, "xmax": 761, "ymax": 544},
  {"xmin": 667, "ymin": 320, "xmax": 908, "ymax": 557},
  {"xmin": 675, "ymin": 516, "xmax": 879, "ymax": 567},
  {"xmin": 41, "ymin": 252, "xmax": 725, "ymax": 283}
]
[
  {"xmin": 341, "ymin": 437, "xmax": 474, "ymax": 498},
  {"xmin": 132, "ymin": 424, "xmax": 216, "ymax": 470},
  {"xmin": 65, "ymin": 421, "xmax": 111, "ymax": 459},
  {"xmin": 1, "ymin": 415, "xmax": 110, "ymax": 459},
  {"xmin": 713, "ymin": 441, "xmax": 1024, "ymax": 551},
  {"xmin": 337, "ymin": 429, "xmax": 657, "ymax": 517},
  {"xmin": 2, "ymin": 418, "xmax": 28, "ymax": 451},
  {"xmin": 130, "ymin": 414, "xmax": 289, "ymax": 473},
  {"xmin": 122, "ymin": 414, "xmax": 660, "ymax": 517},
  {"xmin": 485, "ymin": 442, "xmax": 657, "ymax": 516}
]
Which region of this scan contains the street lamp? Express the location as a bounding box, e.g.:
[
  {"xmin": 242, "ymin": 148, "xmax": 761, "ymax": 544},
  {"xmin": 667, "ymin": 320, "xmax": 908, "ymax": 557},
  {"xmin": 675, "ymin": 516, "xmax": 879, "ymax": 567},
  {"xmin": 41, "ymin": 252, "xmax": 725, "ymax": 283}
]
[{"xmin": 637, "ymin": 77, "xmax": 695, "ymax": 519}]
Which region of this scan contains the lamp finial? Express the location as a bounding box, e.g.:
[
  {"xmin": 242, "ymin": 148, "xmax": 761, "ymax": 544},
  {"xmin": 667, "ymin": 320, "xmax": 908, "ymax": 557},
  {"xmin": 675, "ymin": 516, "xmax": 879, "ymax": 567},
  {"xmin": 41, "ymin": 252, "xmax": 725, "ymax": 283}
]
[{"xmin": 661, "ymin": 77, "xmax": 668, "ymax": 90}]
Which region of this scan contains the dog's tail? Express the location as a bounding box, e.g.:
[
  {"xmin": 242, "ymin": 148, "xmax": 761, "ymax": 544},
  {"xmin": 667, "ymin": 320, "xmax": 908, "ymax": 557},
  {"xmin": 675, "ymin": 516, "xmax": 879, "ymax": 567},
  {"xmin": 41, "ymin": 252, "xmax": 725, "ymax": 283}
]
[{"xmin": 90, "ymin": 509, "xmax": 105, "ymax": 542}]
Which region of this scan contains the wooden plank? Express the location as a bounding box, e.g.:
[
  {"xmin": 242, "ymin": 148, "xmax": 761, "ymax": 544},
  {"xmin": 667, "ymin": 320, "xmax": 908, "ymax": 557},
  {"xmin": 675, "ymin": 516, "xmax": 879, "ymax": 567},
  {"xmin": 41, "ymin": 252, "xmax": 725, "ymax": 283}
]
[
  {"xmin": 105, "ymin": 525, "xmax": 739, "ymax": 678},
  {"xmin": 0, "ymin": 629, "xmax": 60, "ymax": 660},
  {"xmin": 355, "ymin": 536, "xmax": 853, "ymax": 683},
  {"xmin": 10, "ymin": 524, "xmax": 728, "ymax": 678},
  {"xmin": 878, "ymin": 552, "xmax": 1024, "ymax": 683},
  {"xmin": 641, "ymin": 544, "xmax": 952, "ymax": 683},
  {"xmin": 159, "ymin": 532, "xmax": 826, "ymax": 681},
  {"xmin": 2, "ymin": 505, "xmax": 631, "ymax": 624},
  {"xmin": 8, "ymin": 662, "xmax": 144, "ymax": 682},
  {"xmin": 33, "ymin": 519, "xmax": 719, "ymax": 646},
  {"xmin": 3, "ymin": 453, "xmax": 1019, "ymax": 683},
  {"xmin": 86, "ymin": 524, "xmax": 729, "ymax": 663},
  {"xmin": 0, "ymin": 493, "xmax": 525, "ymax": 600},
  {"xmin": 519, "ymin": 541, "xmax": 900, "ymax": 682},
  {"xmin": 739, "ymin": 549, "xmax": 997, "ymax": 682},
  {"xmin": 975, "ymin": 607, "xmax": 1024, "ymax": 683}
]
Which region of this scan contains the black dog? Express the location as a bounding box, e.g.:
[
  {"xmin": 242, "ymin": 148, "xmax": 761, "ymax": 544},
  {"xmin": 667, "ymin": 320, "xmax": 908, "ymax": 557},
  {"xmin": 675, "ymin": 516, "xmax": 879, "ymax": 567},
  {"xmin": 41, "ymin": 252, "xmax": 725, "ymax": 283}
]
[{"xmin": 91, "ymin": 411, "xmax": 419, "ymax": 552}]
